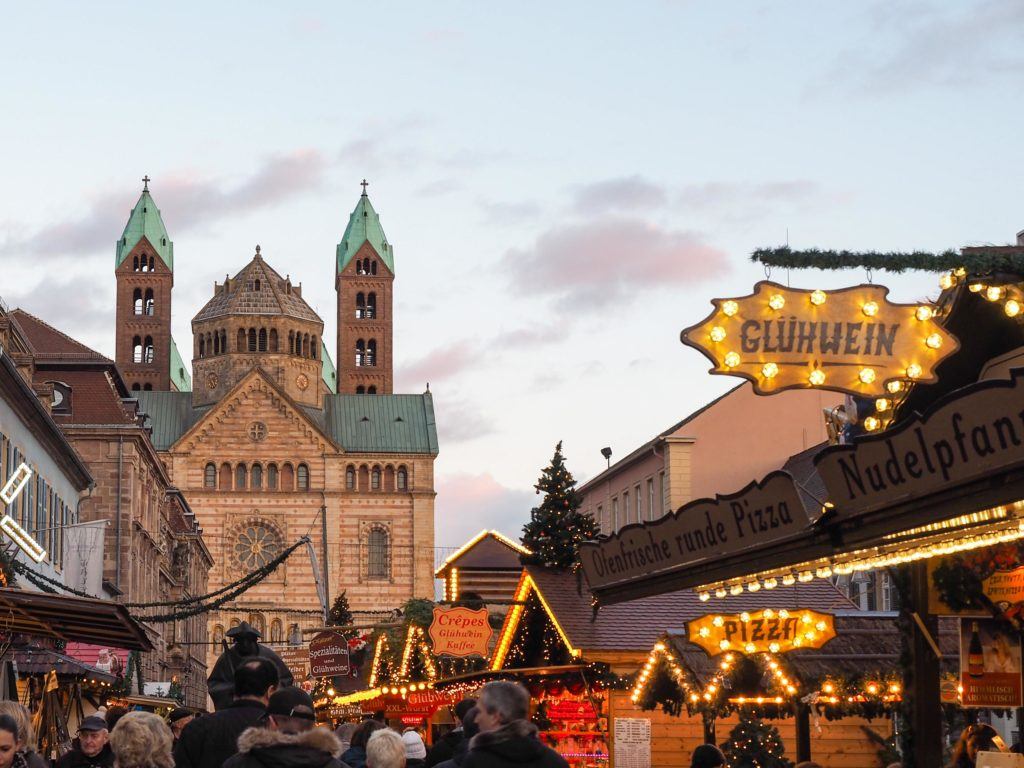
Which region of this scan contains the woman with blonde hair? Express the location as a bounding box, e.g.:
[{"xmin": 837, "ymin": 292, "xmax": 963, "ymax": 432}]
[
  {"xmin": 109, "ymin": 712, "xmax": 173, "ymax": 768},
  {"xmin": 0, "ymin": 703, "xmax": 44, "ymax": 768}
]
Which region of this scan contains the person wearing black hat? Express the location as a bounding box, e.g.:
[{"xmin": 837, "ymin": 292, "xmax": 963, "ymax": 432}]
[
  {"xmin": 166, "ymin": 709, "xmax": 195, "ymax": 744},
  {"xmin": 690, "ymin": 743, "xmax": 726, "ymax": 768},
  {"xmin": 223, "ymin": 687, "xmax": 350, "ymax": 768},
  {"xmin": 175, "ymin": 657, "xmax": 279, "ymax": 768},
  {"xmin": 55, "ymin": 716, "xmax": 114, "ymax": 768},
  {"xmin": 207, "ymin": 622, "xmax": 295, "ymax": 711}
]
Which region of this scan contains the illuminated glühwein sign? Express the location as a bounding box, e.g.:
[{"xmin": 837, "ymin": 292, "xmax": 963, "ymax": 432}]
[
  {"xmin": 688, "ymin": 608, "xmax": 836, "ymax": 656},
  {"xmin": 680, "ymin": 281, "xmax": 958, "ymax": 397}
]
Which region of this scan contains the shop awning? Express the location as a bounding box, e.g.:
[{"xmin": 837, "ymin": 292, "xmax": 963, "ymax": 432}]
[
  {"xmin": 12, "ymin": 646, "xmax": 117, "ymax": 683},
  {"xmin": 0, "ymin": 588, "xmax": 151, "ymax": 650}
]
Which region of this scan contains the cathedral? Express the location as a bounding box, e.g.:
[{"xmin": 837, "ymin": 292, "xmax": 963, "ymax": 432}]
[{"xmin": 114, "ymin": 180, "xmax": 438, "ymax": 669}]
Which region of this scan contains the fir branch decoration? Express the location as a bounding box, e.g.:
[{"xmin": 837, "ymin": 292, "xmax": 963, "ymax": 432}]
[{"xmin": 752, "ymin": 246, "xmax": 1024, "ymax": 275}]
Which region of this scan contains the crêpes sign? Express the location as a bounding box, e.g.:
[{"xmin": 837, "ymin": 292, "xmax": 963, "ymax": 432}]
[
  {"xmin": 579, "ymin": 471, "xmax": 814, "ymax": 590},
  {"xmin": 815, "ymin": 370, "xmax": 1024, "ymax": 518},
  {"xmin": 680, "ymin": 281, "xmax": 958, "ymax": 397}
]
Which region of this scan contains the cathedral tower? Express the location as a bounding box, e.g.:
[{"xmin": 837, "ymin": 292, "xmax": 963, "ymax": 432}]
[
  {"xmin": 114, "ymin": 178, "xmax": 178, "ymax": 392},
  {"xmin": 336, "ymin": 183, "xmax": 394, "ymax": 394}
]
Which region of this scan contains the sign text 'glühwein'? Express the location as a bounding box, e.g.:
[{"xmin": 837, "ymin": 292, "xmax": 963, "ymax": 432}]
[
  {"xmin": 579, "ymin": 471, "xmax": 813, "ymax": 590},
  {"xmin": 815, "ymin": 370, "xmax": 1024, "ymax": 518}
]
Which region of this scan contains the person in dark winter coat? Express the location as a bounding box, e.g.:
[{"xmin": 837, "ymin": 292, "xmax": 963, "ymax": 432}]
[
  {"xmin": 425, "ymin": 700, "xmax": 476, "ymax": 767},
  {"xmin": 339, "ymin": 721, "xmax": 385, "ymax": 768},
  {"xmin": 462, "ymin": 682, "xmax": 567, "ymax": 768},
  {"xmin": 433, "ymin": 708, "xmax": 478, "ymax": 768},
  {"xmin": 224, "ymin": 688, "xmax": 350, "ymax": 768},
  {"xmin": 173, "ymin": 657, "xmax": 279, "ymax": 768},
  {"xmin": 56, "ymin": 716, "xmax": 114, "ymax": 768}
]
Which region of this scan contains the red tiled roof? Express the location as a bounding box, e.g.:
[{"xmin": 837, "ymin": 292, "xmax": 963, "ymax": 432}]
[
  {"xmin": 65, "ymin": 642, "xmax": 129, "ymax": 670},
  {"xmin": 10, "ymin": 310, "xmax": 110, "ymax": 361},
  {"xmin": 525, "ymin": 566, "xmax": 858, "ymax": 653},
  {"xmin": 35, "ymin": 369, "xmax": 133, "ymax": 425}
]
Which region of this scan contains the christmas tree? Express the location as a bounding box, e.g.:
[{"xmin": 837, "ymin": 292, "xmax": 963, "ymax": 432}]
[
  {"xmin": 328, "ymin": 590, "xmax": 354, "ymax": 633},
  {"xmin": 721, "ymin": 716, "xmax": 793, "ymax": 768},
  {"xmin": 521, "ymin": 441, "xmax": 599, "ymax": 569}
]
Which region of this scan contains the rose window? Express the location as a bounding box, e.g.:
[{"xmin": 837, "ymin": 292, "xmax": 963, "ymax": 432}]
[{"xmin": 234, "ymin": 522, "xmax": 283, "ymax": 571}]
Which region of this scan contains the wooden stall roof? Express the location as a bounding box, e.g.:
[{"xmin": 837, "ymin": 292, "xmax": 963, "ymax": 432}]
[
  {"xmin": 435, "ymin": 530, "xmax": 531, "ymax": 577},
  {"xmin": 663, "ymin": 612, "xmax": 959, "ymax": 684},
  {"xmin": 12, "ymin": 646, "xmax": 117, "ymax": 682},
  {"xmin": 0, "ymin": 588, "xmax": 151, "ymax": 650}
]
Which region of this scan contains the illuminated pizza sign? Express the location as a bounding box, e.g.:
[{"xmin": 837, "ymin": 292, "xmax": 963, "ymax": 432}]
[
  {"xmin": 680, "ymin": 282, "xmax": 958, "ymax": 397},
  {"xmin": 688, "ymin": 609, "xmax": 836, "ymax": 656}
]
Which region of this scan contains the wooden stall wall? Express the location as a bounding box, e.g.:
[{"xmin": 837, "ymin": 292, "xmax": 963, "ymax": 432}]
[{"xmin": 608, "ymin": 692, "xmax": 893, "ymax": 768}]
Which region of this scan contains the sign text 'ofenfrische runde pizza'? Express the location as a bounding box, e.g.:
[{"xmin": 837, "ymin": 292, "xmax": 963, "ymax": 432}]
[
  {"xmin": 687, "ymin": 609, "xmax": 836, "ymax": 656},
  {"xmin": 578, "ymin": 471, "xmax": 813, "ymax": 590},
  {"xmin": 681, "ymin": 281, "xmax": 958, "ymax": 397},
  {"xmin": 815, "ymin": 370, "xmax": 1024, "ymax": 518},
  {"xmin": 428, "ymin": 606, "xmax": 492, "ymax": 657}
]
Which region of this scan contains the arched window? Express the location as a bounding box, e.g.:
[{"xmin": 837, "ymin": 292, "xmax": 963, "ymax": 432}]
[
  {"xmin": 288, "ymin": 624, "xmax": 302, "ymax": 645},
  {"xmin": 251, "ymin": 463, "xmax": 263, "ymax": 490},
  {"xmin": 143, "ymin": 383, "xmax": 153, "ymax": 391},
  {"xmin": 258, "ymin": 328, "xmax": 267, "ymax": 352},
  {"xmin": 302, "ymin": 334, "xmax": 309, "ymax": 357},
  {"xmin": 248, "ymin": 328, "xmax": 257, "ymax": 352},
  {"xmin": 238, "ymin": 328, "xmax": 246, "ymax": 351},
  {"xmin": 367, "ymin": 528, "xmax": 389, "ymax": 579},
  {"xmin": 358, "ymin": 465, "xmax": 369, "ymax": 492},
  {"xmin": 212, "ymin": 624, "xmax": 224, "ymax": 649},
  {"xmin": 132, "ymin": 255, "xmax": 139, "ymax": 271},
  {"xmin": 397, "ymin": 467, "xmax": 408, "ymax": 491},
  {"xmin": 346, "ymin": 465, "xmax": 355, "ymax": 490},
  {"xmin": 235, "ymin": 464, "xmax": 247, "ymax": 490},
  {"xmin": 270, "ymin": 619, "xmax": 283, "ymax": 643},
  {"xmin": 144, "ymin": 289, "xmax": 154, "ymax": 315},
  {"xmin": 384, "ymin": 465, "xmax": 395, "ymax": 491},
  {"xmin": 367, "ymin": 293, "xmax": 376, "ymax": 319},
  {"xmin": 367, "ymin": 386, "xmax": 377, "ymax": 394},
  {"xmin": 199, "ymin": 336, "xmax": 206, "ymax": 358},
  {"xmin": 219, "ymin": 462, "xmax": 232, "ymax": 490},
  {"xmin": 133, "ymin": 289, "xmax": 143, "ymax": 315},
  {"xmin": 366, "ymin": 340, "xmax": 377, "ymax": 367},
  {"xmin": 204, "ymin": 463, "xmax": 216, "ymax": 489},
  {"xmin": 370, "ymin": 260, "xmax": 378, "ymax": 276},
  {"xmin": 355, "ymin": 339, "xmax": 365, "ymax": 367},
  {"xmin": 270, "ymin": 329, "xmax": 278, "ymax": 352},
  {"xmin": 297, "ymin": 464, "xmax": 309, "ymax": 490},
  {"xmin": 311, "ymin": 336, "xmax": 318, "ymax": 360},
  {"xmin": 211, "ymin": 333, "xmax": 218, "ymax": 356},
  {"xmin": 281, "ymin": 463, "xmax": 295, "ymax": 491},
  {"xmin": 143, "ymin": 336, "xmax": 154, "ymax": 363},
  {"xmin": 230, "ymin": 618, "xmax": 241, "ymax": 629},
  {"xmin": 220, "ymin": 330, "xmax": 227, "ymax": 354},
  {"xmin": 288, "ymin": 331, "xmax": 295, "ymax": 354},
  {"xmin": 254, "ymin": 279, "xmax": 261, "ymax": 292},
  {"xmin": 131, "ymin": 383, "xmax": 141, "ymax": 391},
  {"xmin": 140, "ymin": 255, "xmax": 149, "ymax": 272},
  {"xmin": 356, "ymin": 292, "xmax": 365, "ymax": 318},
  {"xmin": 249, "ymin": 613, "xmax": 266, "ymax": 637},
  {"xmin": 356, "ymin": 386, "xmax": 365, "ymax": 394},
  {"xmin": 371, "ymin": 467, "xmax": 381, "ymax": 491},
  {"xmin": 132, "ymin": 336, "xmax": 143, "ymax": 363},
  {"xmin": 267, "ymin": 463, "xmax": 278, "ymax": 490}
]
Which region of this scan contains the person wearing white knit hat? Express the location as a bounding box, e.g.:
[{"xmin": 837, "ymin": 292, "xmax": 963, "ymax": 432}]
[{"xmin": 401, "ymin": 730, "xmax": 426, "ymax": 767}]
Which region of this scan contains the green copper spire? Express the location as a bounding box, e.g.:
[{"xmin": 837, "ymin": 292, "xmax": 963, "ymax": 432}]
[
  {"xmin": 115, "ymin": 177, "xmax": 174, "ymax": 270},
  {"xmin": 336, "ymin": 181, "xmax": 394, "ymax": 274}
]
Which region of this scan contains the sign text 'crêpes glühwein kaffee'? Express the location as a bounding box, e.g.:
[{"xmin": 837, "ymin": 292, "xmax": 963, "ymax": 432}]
[
  {"xmin": 680, "ymin": 281, "xmax": 958, "ymax": 397},
  {"xmin": 815, "ymin": 369, "xmax": 1024, "ymax": 518},
  {"xmin": 578, "ymin": 471, "xmax": 814, "ymax": 590}
]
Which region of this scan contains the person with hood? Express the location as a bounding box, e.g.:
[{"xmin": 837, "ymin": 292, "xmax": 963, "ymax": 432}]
[
  {"xmin": 690, "ymin": 744, "xmax": 725, "ymax": 768},
  {"xmin": 462, "ymin": 682, "xmax": 566, "ymax": 768},
  {"xmin": 55, "ymin": 716, "xmax": 114, "ymax": 768},
  {"xmin": 425, "ymin": 700, "xmax": 475, "ymax": 767},
  {"xmin": 433, "ymin": 708, "xmax": 478, "ymax": 768},
  {"xmin": 174, "ymin": 657, "xmax": 279, "ymax": 768},
  {"xmin": 340, "ymin": 721, "xmax": 385, "ymax": 768},
  {"xmin": 224, "ymin": 688, "xmax": 349, "ymax": 768}
]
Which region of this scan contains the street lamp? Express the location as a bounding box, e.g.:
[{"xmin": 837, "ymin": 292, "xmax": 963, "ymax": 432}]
[{"xmin": 600, "ymin": 447, "xmax": 612, "ymax": 468}]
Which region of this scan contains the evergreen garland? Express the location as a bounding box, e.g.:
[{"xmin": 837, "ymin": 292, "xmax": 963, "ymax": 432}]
[
  {"xmin": 521, "ymin": 441, "xmax": 599, "ymax": 569},
  {"xmin": 752, "ymin": 246, "xmax": 1024, "ymax": 275},
  {"xmin": 721, "ymin": 715, "xmax": 793, "ymax": 768}
]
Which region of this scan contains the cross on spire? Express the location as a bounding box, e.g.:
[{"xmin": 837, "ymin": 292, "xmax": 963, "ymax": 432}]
[
  {"xmin": 360, "ymin": 179, "xmax": 369, "ymax": 196},
  {"xmin": 142, "ymin": 175, "xmax": 151, "ymax": 191}
]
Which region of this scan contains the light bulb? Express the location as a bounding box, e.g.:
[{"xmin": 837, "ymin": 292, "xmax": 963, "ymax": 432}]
[
  {"xmin": 729, "ymin": 584, "xmax": 743, "ymax": 596},
  {"xmin": 915, "ymin": 306, "xmax": 934, "ymax": 321},
  {"xmin": 715, "ymin": 587, "xmax": 727, "ymax": 598},
  {"xmin": 709, "ymin": 326, "xmax": 726, "ymax": 342},
  {"xmin": 724, "ymin": 352, "xmax": 741, "ymax": 368},
  {"xmin": 863, "ymin": 416, "xmax": 881, "ymax": 431},
  {"xmin": 939, "ymin": 273, "xmax": 954, "ymax": 290},
  {"xmin": 713, "ymin": 616, "xmax": 725, "ymax": 627},
  {"xmin": 875, "ymin": 398, "xmax": 890, "ymax": 411},
  {"xmin": 762, "ymin": 362, "xmax": 779, "ymax": 379},
  {"xmin": 769, "ymin": 642, "xmax": 780, "ymax": 653},
  {"xmin": 987, "ymin": 286, "xmax": 1003, "ymax": 301},
  {"xmin": 745, "ymin": 643, "xmax": 756, "ymax": 653},
  {"xmin": 861, "ymin": 301, "xmax": 879, "ymax": 317},
  {"xmin": 925, "ymin": 333, "xmax": 943, "ymax": 349},
  {"xmin": 781, "ymin": 575, "xmax": 796, "ymax": 586},
  {"xmin": 763, "ymin": 578, "xmax": 777, "ymax": 590},
  {"xmin": 746, "ymin": 580, "xmax": 761, "ymax": 592},
  {"xmin": 1006, "ymin": 300, "xmax": 1022, "ymax": 318},
  {"xmin": 808, "ymin": 369, "xmax": 825, "ymax": 386},
  {"xmin": 698, "ymin": 591, "xmax": 710, "ymax": 601},
  {"xmin": 768, "ymin": 294, "xmax": 785, "ymax": 310},
  {"xmin": 859, "ymin": 367, "xmax": 876, "ymax": 384},
  {"xmin": 906, "ymin": 363, "xmax": 923, "ymax": 379},
  {"xmin": 969, "ymin": 283, "xmax": 984, "ymax": 293},
  {"xmin": 722, "ymin": 300, "xmax": 739, "ymax": 317},
  {"xmin": 778, "ymin": 609, "xmax": 789, "ymax": 619},
  {"xmin": 810, "ymin": 290, "xmax": 827, "ymax": 306},
  {"xmin": 719, "ymin": 639, "xmax": 730, "ymax": 650},
  {"xmin": 740, "ymin": 612, "xmax": 751, "ymax": 623},
  {"xmin": 699, "ymin": 626, "xmax": 710, "ymax": 637}
]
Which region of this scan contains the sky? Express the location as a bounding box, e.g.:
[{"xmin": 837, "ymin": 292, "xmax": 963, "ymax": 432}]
[{"xmin": 1, "ymin": 1, "xmax": 1023, "ymax": 550}]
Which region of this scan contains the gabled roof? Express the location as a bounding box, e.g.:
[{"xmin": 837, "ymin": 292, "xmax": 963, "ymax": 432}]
[
  {"xmin": 169, "ymin": 337, "xmax": 191, "ymax": 392},
  {"xmin": 492, "ymin": 566, "xmax": 858, "ymax": 664},
  {"xmin": 337, "ymin": 192, "xmax": 394, "ymax": 274},
  {"xmin": 10, "ymin": 310, "xmax": 111, "ymax": 363},
  {"xmin": 116, "ymin": 189, "xmax": 173, "ymax": 270},
  {"xmin": 321, "ymin": 393, "xmax": 438, "ymax": 454},
  {"xmin": 193, "ymin": 249, "xmax": 321, "ymax": 323},
  {"xmin": 435, "ymin": 530, "xmax": 531, "ymax": 577}
]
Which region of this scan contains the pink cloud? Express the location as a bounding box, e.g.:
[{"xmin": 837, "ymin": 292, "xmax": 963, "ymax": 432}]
[
  {"xmin": 435, "ymin": 472, "xmax": 533, "ymax": 546},
  {"xmin": 395, "ymin": 340, "xmax": 479, "ymax": 391}
]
